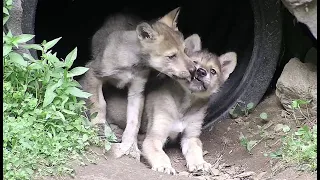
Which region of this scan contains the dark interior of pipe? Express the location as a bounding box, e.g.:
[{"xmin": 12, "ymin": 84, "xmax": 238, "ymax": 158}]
[{"xmin": 35, "ymin": 0, "xmax": 254, "ymax": 124}]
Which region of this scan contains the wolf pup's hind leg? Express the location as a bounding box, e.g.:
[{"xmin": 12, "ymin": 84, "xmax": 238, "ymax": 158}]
[{"xmin": 80, "ymin": 68, "xmax": 107, "ymax": 127}]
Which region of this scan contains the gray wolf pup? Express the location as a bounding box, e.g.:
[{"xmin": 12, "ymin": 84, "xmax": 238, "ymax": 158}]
[{"xmin": 79, "ymin": 7, "xmax": 196, "ymax": 160}]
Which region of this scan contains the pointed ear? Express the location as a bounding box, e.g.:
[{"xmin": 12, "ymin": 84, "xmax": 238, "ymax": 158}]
[
  {"xmin": 136, "ymin": 22, "xmax": 159, "ymax": 41},
  {"xmin": 158, "ymin": 7, "xmax": 180, "ymax": 30},
  {"xmin": 219, "ymin": 52, "xmax": 237, "ymax": 81},
  {"xmin": 185, "ymin": 34, "xmax": 202, "ymax": 53}
]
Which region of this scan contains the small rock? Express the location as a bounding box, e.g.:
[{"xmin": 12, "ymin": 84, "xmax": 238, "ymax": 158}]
[
  {"xmin": 276, "ymin": 58, "xmax": 317, "ymax": 115},
  {"xmin": 233, "ymin": 171, "xmax": 256, "ymax": 178},
  {"xmin": 178, "ymin": 171, "xmax": 189, "ymax": 177},
  {"xmin": 274, "ymin": 124, "xmax": 284, "ymax": 132},
  {"xmin": 210, "ymin": 168, "xmax": 220, "ymax": 176}
]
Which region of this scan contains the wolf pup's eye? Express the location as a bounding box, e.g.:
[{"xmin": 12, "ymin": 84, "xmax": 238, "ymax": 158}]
[
  {"xmin": 167, "ymin": 54, "xmax": 177, "ymax": 59},
  {"xmin": 210, "ymin": 69, "xmax": 216, "ymax": 75},
  {"xmin": 193, "ymin": 61, "xmax": 198, "ymax": 64}
]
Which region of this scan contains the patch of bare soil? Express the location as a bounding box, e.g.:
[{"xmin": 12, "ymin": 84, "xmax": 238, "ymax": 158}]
[{"xmin": 48, "ymin": 92, "xmax": 316, "ymax": 180}]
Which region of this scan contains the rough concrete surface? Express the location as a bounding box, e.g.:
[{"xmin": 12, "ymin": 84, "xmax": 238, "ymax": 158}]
[{"xmin": 281, "ymin": 0, "xmax": 317, "ymax": 39}]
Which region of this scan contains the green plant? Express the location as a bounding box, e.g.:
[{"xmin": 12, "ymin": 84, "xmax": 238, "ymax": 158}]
[
  {"xmin": 269, "ymin": 125, "xmax": 317, "ymax": 171},
  {"xmin": 259, "ymin": 112, "xmax": 268, "ymax": 120},
  {"xmin": 239, "ymin": 132, "xmax": 258, "ymax": 154},
  {"xmin": 288, "ymin": 99, "xmax": 312, "ymax": 122},
  {"xmin": 229, "ymin": 102, "xmax": 255, "ymax": 118},
  {"xmin": 3, "ymin": 1, "xmax": 105, "ymax": 179}
]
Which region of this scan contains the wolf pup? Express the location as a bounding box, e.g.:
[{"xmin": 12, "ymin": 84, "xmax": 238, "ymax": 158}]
[
  {"xmin": 142, "ymin": 35, "xmax": 237, "ymax": 174},
  {"xmin": 103, "ymin": 34, "xmax": 237, "ymax": 174},
  {"xmin": 79, "ymin": 8, "xmax": 196, "ymax": 160}
]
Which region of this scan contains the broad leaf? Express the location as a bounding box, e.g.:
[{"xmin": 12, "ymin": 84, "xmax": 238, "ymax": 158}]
[
  {"xmin": 43, "ymin": 92, "xmax": 57, "ymax": 107},
  {"xmin": 43, "ymin": 37, "xmax": 62, "ymax": 51},
  {"xmin": 3, "ymin": 44, "xmax": 12, "ymax": 56},
  {"xmin": 15, "ymin": 34, "xmax": 35, "ymax": 44},
  {"xmin": 21, "ymin": 44, "xmax": 42, "ymax": 51},
  {"xmin": 65, "ymin": 47, "xmax": 77, "ymax": 69},
  {"xmin": 67, "ymin": 67, "xmax": 89, "ymax": 77},
  {"xmin": 65, "ymin": 87, "xmax": 91, "ymax": 99},
  {"xmin": 8, "ymin": 52, "xmax": 28, "ymax": 67}
]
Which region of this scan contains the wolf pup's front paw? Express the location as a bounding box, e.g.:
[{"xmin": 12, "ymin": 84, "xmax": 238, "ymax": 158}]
[
  {"xmin": 187, "ymin": 161, "xmax": 212, "ymax": 173},
  {"xmin": 110, "ymin": 142, "xmax": 141, "ymax": 160},
  {"xmin": 152, "ymin": 164, "xmax": 176, "ymax": 175}
]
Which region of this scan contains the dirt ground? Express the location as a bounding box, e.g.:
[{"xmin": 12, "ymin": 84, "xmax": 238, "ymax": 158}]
[{"xmin": 49, "ymin": 92, "xmax": 317, "ymax": 180}]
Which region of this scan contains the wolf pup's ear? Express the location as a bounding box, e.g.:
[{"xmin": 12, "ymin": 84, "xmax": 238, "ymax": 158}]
[
  {"xmin": 184, "ymin": 34, "xmax": 202, "ymax": 53},
  {"xmin": 136, "ymin": 22, "xmax": 160, "ymax": 42},
  {"xmin": 158, "ymin": 7, "xmax": 180, "ymax": 30},
  {"xmin": 218, "ymin": 52, "xmax": 237, "ymax": 81}
]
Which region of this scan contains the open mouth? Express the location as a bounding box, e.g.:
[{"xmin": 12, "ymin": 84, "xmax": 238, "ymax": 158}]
[{"xmin": 195, "ymin": 77, "xmax": 207, "ymax": 90}]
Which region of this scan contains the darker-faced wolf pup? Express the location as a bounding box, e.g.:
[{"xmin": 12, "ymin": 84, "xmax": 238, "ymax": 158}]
[{"xmin": 79, "ymin": 7, "xmax": 197, "ymax": 160}]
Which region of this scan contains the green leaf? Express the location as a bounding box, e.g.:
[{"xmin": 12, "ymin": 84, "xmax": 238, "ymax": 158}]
[
  {"xmin": 65, "ymin": 47, "xmax": 77, "ymax": 69},
  {"xmin": 28, "ymin": 62, "xmax": 42, "ymax": 70},
  {"xmin": 291, "ymin": 100, "xmax": 298, "ymax": 109},
  {"xmin": 246, "ymin": 102, "xmax": 254, "ymax": 110},
  {"xmin": 282, "ymin": 125, "xmax": 291, "ymax": 133},
  {"xmin": 47, "ymin": 53, "xmax": 63, "ymax": 67},
  {"xmin": 259, "ymin": 112, "xmax": 268, "ymax": 120},
  {"xmin": 246, "ymin": 140, "xmax": 257, "ymax": 152},
  {"xmin": 3, "ymin": 16, "xmax": 9, "ymax": 25},
  {"xmin": 105, "ymin": 141, "xmax": 111, "ymax": 151},
  {"xmin": 7, "ymin": 30, "xmax": 12, "ymax": 38},
  {"xmin": 61, "ymin": 109, "xmax": 76, "ymax": 115},
  {"xmin": 3, "ymin": 7, "xmax": 9, "ymax": 15},
  {"xmin": 82, "ymin": 134, "xmax": 89, "ymax": 142},
  {"xmin": 6, "ymin": 0, "xmax": 13, "ymax": 6},
  {"xmin": 20, "ymin": 44, "xmax": 43, "ymax": 51},
  {"xmin": 43, "ymin": 92, "xmax": 57, "ymax": 108},
  {"xmin": 48, "ymin": 79, "xmax": 64, "ymax": 93},
  {"xmin": 8, "ymin": 52, "xmax": 28, "ymax": 67},
  {"xmin": 51, "ymin": 67, "xmax": 64, "ymax": 78},
  {"xmin": 65, "ymin": 87, "xmax": 92, "ymax": 99},
  {"xmin": 15, "ymin": 34, "xmax": 35, "ymax": 44},
  {"xmin": 56, "ymin": 111, "xmax": 65, "ymax": 121},
  {"xmin": 23, "ymin": 53, "xmax": 36, "ymax": 62},
  {"xmin": 43, "ymin": 37, "xmax": 62, "ymax": 51},
  {"xmin": 3, "ymin": 44, "xmax": 12, "ymax": 56},
  {"xmin": 229, "ymin": 108, "xmax": 239, "ymax": 118},
  {"xmin": 239, "ymin": 132, "xmax": 248, "ymax": 146},
  {"xmin": 67, "ymin": 67, "xmax": 89, "ymax": 77},
  {"xmin": 43, "ymin": 80, "xmax": 63, "ymax": 107}
]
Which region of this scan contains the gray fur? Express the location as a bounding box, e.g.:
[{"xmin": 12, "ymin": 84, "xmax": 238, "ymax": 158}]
[
  {"xmin": 79, "ymin": 8, "xmax": 196, "ymax": 160},
  {"xmin": 104, "ymin": 34, "xmax": 237, "ymax": 174}
]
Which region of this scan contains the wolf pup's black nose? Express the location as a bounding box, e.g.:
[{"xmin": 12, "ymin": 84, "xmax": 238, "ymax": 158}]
[{"xmin": 196, "ymin": 68, "xmax": 207, "ymax": 77}]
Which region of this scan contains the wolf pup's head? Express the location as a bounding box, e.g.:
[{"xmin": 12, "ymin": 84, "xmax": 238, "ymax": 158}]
[
  {"xmin": 180, "ymin": 34, "xmax": 237, "ymax": 98},
  {"xmin": 135, "ymin": 7, "xmax": 196, "ymax": 81}
]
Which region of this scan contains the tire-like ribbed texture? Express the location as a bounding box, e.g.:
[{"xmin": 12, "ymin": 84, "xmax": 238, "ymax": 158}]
[{"xmin": 203, "ymin": 0, "xmax": 283, "ymax": 129}]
